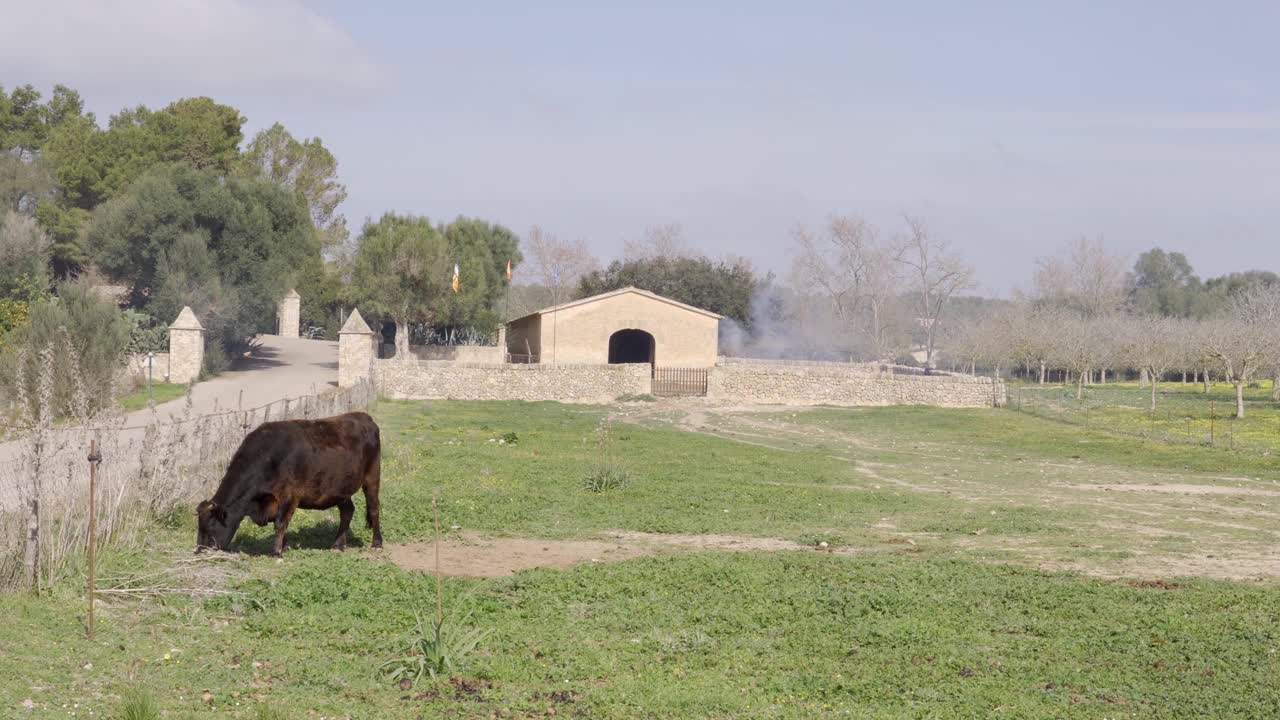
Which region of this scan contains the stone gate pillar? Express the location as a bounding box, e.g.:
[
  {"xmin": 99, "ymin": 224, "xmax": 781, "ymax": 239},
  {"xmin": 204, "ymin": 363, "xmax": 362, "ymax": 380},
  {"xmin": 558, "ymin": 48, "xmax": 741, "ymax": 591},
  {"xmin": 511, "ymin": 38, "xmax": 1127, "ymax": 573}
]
[
  {"xmin": 339, "ymin": 308, "xmax": 375, "ymax": 388},
  {"xmin": 277, "ymin": 289, "xmax": 301, "ymax": 338},
  {"xmin": 168, "ymin": 306, "xmax": 205, "ymax": 384}
]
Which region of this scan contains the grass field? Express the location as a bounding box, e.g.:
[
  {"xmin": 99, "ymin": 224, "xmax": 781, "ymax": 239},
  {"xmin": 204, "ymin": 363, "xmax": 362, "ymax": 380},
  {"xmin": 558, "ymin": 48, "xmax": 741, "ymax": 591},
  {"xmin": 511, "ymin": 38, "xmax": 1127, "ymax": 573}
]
[
  {"xmin": 1010, "ymin": 379, "xmax": 1280, "ymax": 454},
  {"xmin": 2, "ymin": 399, "xmax": 1278, "ymax": 718},
  {"xmin": 116, "ymin": 382, "xmax": 188, "ymax": 412}
]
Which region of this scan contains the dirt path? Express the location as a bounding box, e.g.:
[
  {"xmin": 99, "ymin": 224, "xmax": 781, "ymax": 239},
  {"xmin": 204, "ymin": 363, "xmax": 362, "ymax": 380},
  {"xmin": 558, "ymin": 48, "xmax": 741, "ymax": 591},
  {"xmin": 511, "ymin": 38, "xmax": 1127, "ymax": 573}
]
[{"xmin": 387, "ymin": 530, "xmax": 846, "ymax": 578}]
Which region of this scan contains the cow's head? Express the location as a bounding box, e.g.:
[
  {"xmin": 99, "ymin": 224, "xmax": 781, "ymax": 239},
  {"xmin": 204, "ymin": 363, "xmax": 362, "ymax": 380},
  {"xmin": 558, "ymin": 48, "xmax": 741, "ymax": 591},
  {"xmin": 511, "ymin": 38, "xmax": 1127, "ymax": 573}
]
[{"xmin": 195, "ymin": 500, "xmax": 235, "ymax": 552}]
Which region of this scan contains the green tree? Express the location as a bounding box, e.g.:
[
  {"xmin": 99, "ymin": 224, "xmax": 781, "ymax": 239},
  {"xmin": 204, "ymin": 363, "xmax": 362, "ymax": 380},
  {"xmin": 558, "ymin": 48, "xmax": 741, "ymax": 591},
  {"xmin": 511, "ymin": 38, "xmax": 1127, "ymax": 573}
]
[
  {"xmin": 436, "ymin": 217, "xmax": 521, "ymax": 333},
  {"xmin": 1, "ymin": 84, "xmax": 90, "ymax": 222},
  {"xmin": 88, "ymin": 164, "xmax": 316, "ymax": 372},
  {"xmin": 577, "ymin": 255, "xmax": 756, "ymax": 328},
  {"xmin": 349, "ymin": 213, "xmax": 450, "ymax": 357},
  {"xmin": 1129, "ymin": 248, "xmax": 1207, "ymax": 317},
  {"xmin": 293, "ymin": 253, "xmax": 347, "ymax": 338},
  {"xmin": 37, "ymin": 94, "xmax": 244, "ymax": 274},
  {"xmin": 239, "ymin": 123, "xmax": 348, "ymax": 249},
  {"xmin": 1204, "ymin": 270, "xmax": 1279, "ymax": 301}
]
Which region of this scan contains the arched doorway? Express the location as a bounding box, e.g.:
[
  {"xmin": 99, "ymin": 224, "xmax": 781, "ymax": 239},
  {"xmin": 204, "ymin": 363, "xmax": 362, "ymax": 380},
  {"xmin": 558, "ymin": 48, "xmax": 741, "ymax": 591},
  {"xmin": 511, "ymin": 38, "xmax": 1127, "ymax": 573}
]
[{"xmin": 608, "ymin": 329, "xmax": 655, "ymax": 366}]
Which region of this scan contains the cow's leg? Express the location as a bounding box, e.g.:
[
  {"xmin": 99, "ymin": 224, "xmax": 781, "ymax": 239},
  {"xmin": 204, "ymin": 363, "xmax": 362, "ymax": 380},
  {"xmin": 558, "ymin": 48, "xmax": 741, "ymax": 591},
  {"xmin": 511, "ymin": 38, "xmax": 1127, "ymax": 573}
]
[
  {"xmin": 363, "ymin": 455, "xmax": 383, "ymax": 549},
  {"xmin": 272, "ymin": 500, "xmax": 299, "ymax": 557},
  {"xmin": 332, "ymin": 499, "xmax": 355, "ymax": 551}
]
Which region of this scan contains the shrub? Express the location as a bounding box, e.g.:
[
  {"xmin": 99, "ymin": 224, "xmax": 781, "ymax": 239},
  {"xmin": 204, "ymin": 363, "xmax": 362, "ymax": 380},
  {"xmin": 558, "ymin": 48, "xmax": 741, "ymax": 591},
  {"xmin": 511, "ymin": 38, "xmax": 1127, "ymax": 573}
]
[
  {"xmin": 378, "ymin": 608, "xmax": 488, "ymax": 683},
  {"xmin": 118, "ymin": 688, "xmax": 161, "ymax": 720},
  {"xmin": 0, "ymin": 280, "xmax": 130, "ymax": 421},
  {"xmin": 0, "ymin": 298, "xmax": 28, "ymax": 344},
  {"xmin": 582, "ymin": 416, "xmax": 632, "ymax": 491},
  {"xmin": 583, "ymin": 464, "xmax": 631, "ymax": 493},
  {"xmin": 123, "ymin": 309, "xmax": 168, "ymax": 353}
]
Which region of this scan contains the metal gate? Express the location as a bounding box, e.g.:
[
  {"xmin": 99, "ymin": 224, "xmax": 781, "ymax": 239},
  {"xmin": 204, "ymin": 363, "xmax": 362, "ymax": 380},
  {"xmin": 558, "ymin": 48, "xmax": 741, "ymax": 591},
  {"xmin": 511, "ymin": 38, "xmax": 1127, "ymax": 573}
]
[{"xmin": 652, "ymin": 367, "xmax": 709, "ymax": 397}]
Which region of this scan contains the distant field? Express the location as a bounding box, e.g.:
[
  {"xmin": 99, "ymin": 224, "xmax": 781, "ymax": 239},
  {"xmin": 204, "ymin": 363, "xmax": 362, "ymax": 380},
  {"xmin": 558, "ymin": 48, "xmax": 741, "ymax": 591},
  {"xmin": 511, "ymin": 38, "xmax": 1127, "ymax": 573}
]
[
  {"xmin": 2, "ymin": 399, "xmax": 1278, "ymax": 718},
  {"xmin": 1009, "ymin": 379, "xmax": 1280, "ymax": 454}
]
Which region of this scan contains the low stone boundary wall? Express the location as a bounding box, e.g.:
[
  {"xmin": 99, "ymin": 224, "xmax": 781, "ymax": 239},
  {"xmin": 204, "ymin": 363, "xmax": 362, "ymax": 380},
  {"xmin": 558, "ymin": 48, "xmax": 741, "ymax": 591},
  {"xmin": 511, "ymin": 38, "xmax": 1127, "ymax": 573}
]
[
  {"xmin": 383, "ymin": 344, "xmax": 504, "ymax": 364},
  {"xmin": 375, "ymin": 360, "xmax": 650, "ymax": 404},
  {"xmin": 114, "ymin": 352, "xmax": 171, "ymax": 388},
  {"xmin": 708, "ymin": 364, "xmax": 1005, "ymax": 408}
]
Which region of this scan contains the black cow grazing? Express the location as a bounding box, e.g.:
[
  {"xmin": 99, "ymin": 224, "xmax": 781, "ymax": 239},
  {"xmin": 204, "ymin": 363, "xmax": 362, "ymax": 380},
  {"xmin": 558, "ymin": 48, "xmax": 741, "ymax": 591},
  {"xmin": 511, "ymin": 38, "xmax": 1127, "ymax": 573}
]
[{"xmin": 196, "ymin": 411, "xmax": 382, "ymax": 556}]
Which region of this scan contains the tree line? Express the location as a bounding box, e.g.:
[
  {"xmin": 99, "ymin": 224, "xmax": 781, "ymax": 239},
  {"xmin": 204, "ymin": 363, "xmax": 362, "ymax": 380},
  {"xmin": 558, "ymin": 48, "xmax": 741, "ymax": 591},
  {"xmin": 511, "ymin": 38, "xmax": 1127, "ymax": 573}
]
[
  {"xmin": 943, "ymin": 239, "xmax": 1280, "ymax": 419},
  {"xmin": 6, "ymin": 81, "xmax": 1279, "ymax": 423},
  {"xmin": 0, "ymin": 82, "xmax": 765, "ymax": 421}
]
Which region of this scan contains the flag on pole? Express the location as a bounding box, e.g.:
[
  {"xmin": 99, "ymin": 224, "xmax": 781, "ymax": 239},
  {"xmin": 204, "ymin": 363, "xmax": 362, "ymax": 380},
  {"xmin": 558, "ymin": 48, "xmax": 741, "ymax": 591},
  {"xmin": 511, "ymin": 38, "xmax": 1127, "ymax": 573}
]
[
  {"xmin": 451, "ymin": 262, "xmax": 460, "ymax": 293},
  {"xmin": 505, "ymin": 259, "xmax": 512, "ymax": 282}
]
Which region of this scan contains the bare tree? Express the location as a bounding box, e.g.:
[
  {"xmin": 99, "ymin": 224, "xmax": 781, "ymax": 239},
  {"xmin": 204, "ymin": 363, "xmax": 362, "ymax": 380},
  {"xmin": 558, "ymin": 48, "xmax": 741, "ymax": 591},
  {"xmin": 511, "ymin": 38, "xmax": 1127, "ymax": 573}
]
[
  {"xmin": 1231, "ymin": 283, "xmax": 1280, "ymax": 401},
  {"xmin": 524, "ymin": 225, "xmax": 599, "ymax": 309},
  {"xmin": 792, "ymin": 217, "xmax": 871, "ymax": 341},
  {"xmin": 1033, "ymin": 235, "xmax": 1127, "ymax": 318},
  {"xmin": 1202, "ymin": 315, "xmax": 1270, "ymax": 419},
  {"xmin": 1202, "ymin": 283, "xmax": 1280, "ymax": 414},
  {"xmin": 1050, "ymin": 313, "xmax": 1116, "ymax": 399},
  {"xmin": 623, "ymin": 222, "xmax": 691, "ymax": 261},
  {"xmin": 1121, "ymin": 315, "xmax": 1186, "ymax": 412},
  {"xmin": 792, "ymin": 215, "xmax": 905, "ymax": 360},
  {"xmin": 893, "ymin": 215, "xmax": 974, "ymax": 367}
]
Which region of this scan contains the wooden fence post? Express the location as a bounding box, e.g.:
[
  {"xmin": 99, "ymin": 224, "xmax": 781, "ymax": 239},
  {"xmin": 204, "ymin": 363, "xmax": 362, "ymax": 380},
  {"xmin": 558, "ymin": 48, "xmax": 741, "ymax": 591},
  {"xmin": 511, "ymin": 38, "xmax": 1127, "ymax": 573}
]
[{"xmin": 87, "ymin": 439, "xmax": 102, "ymax": 641}]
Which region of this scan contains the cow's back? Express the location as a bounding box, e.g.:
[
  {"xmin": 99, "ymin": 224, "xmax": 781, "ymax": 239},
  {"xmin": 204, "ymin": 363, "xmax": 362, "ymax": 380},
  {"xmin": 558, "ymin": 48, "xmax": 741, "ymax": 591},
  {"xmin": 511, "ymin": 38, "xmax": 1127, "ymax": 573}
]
[{"xmin": 213, "ymin": 412, "xmax": 380, "ymax": 508}]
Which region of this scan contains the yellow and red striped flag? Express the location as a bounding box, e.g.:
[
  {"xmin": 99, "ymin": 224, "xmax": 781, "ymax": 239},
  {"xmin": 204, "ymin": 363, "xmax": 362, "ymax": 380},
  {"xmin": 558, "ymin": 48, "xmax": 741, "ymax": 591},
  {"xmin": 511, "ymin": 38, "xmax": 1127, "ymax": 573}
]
[
  {"xmin": 451, "ymin": 262, "xmax": 460, "ymax": 293},
  {"xmin": 505, "ymin": 259, "xmax": 512, "ymax": 282}
]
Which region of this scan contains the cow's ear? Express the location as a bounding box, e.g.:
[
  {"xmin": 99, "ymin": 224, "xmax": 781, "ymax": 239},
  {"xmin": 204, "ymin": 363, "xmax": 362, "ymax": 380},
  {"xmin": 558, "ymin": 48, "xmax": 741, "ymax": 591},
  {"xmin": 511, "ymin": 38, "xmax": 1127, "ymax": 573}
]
[
  {"xmin": 254, "ymin": 493, "xmax": 280, "ymax": 522},
  {"xmin": 198, "ymin": 500, "xmax": 227, "ymax": 524}
]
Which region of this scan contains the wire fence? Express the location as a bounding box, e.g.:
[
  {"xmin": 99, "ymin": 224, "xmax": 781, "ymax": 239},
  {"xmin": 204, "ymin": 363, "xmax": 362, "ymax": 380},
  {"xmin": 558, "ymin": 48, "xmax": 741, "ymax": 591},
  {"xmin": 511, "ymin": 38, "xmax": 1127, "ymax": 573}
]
[
  {"xmin": 0, "ymin": 378, "xmax": 375, "ymax": 591},
  {"xmin": 1009, "ymin": 383, "xmax": 1280, "ymax": 455}
]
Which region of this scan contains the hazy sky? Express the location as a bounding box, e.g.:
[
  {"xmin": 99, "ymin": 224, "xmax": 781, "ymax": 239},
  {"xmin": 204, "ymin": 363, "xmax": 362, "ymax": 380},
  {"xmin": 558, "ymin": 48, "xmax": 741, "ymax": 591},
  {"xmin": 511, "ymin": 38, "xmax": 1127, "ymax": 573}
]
[{"xmin": 4, "ymin": 0, "xmax": 1279, "ymax": 295}]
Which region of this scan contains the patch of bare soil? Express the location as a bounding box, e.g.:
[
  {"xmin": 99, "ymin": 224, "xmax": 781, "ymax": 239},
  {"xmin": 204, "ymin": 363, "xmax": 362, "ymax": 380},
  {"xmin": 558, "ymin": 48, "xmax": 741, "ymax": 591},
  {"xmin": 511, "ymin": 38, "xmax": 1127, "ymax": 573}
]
[
  {"xmin": 1072, "ymin": 483, "xmax": 1280, "ymax": 497},
  {"xmin": 386, "ymin": 531, "xmax": 838, "ymax": 578}
]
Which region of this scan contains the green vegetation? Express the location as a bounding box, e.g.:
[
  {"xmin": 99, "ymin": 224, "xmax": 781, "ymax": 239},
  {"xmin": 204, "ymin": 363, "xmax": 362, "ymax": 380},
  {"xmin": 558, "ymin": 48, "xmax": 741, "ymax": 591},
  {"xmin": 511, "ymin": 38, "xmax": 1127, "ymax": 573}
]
[
  {"xmin": 0, "ymin": 280, "xmax": 131, "ymax": 421},
  {"xmin": 349, "ymin": 213, "xmax": 522, "ymax": 354},
  {"xmin": 1010, "ymin": 380, "xmax": 1280, "ymax": 457},
  {"xmin": 3, "ymin": 400, "xmax": 1278, "ymax": 717},
  {"xmin": 91, "ymin": 163, "xmax": 316, "ymax": 372},
  {"xmin": 578, "ymin": 254, "xmax": 756, "ymax": 328},
  {"xmin": 116, "ymin": 382, "xmax": 187, "ymax": 412},
  {"xmin": 3, "ymin": 546, "xmax": 1276, "ymax": 718}
]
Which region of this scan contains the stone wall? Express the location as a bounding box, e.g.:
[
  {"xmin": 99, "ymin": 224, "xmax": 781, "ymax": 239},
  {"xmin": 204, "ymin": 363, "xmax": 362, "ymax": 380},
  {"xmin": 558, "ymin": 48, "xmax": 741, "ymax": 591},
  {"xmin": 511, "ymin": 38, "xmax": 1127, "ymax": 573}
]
[
  {"xmin": 707, "ymin": 363, "xmax": 1005, "ymax": 408},
  {"xmin": 375, "ymin": 360, "xmax": 651, "ymax": 404},
  {"xmin": 381, "ymin": 344, "xmax": 505, "ymax": 364},
  {"xmin": 119, "ymin": 353, "xmax": 171, "ymax": 385}
]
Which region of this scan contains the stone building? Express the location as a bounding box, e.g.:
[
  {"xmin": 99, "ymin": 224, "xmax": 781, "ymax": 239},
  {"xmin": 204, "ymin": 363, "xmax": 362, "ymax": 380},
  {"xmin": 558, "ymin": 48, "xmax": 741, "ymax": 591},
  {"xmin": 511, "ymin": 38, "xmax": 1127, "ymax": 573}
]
[{"xmin": 505, "ymin": 287, "xmax": 721, "ymax": 368}]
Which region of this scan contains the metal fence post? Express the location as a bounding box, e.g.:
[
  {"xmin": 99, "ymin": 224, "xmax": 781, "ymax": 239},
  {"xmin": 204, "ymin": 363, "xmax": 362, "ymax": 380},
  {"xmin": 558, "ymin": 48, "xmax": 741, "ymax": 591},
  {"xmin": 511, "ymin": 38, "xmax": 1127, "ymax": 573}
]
[{"xmin": 1210, "ymin": 401, "xmax": 1216, "ymax": 445}]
